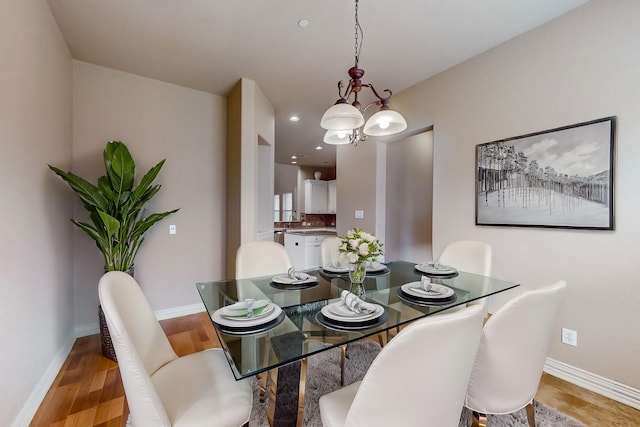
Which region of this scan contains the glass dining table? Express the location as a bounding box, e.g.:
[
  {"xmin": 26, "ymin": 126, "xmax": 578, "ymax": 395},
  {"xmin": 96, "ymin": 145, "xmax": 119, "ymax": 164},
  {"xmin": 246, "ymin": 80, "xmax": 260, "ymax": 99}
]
[{"xmin": 196, "ymin": 260, "xmax": 519, "ymax": 427}]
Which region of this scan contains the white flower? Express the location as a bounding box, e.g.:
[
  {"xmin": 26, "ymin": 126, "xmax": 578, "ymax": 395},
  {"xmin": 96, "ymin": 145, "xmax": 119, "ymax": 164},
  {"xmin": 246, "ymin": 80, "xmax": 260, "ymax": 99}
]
[
  {"xmin": 347, "ymin": 252, "xmax": 358, "ymax": 263},
  {"xmin": 358, "ymin": 243, "xmax": 369, "ymax": 256},
  {"xmin": 349, "ymin": 239, "xmax": 360, "ymax": 250},
  {"xmin": 337, "ymin": 252, "xmax": 349, "ymax": 264},
  {"xmin": 361, "ymin": 232, "xmax": 373, "ymax": 242}
]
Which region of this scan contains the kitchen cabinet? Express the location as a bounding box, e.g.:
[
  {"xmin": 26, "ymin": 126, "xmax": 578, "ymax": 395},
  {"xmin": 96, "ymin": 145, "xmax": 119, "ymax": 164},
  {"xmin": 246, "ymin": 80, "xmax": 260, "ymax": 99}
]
[
  {"xmin": 284, "ymin": 232, "xmax": 331, "ymax": 270},
  {"xmin": 328, "ymin": 180, "xmax": 336, "ymax": 213},
  {"xmin": 304, "ymin": 179, "xmax": 328, "ymax": 213}
]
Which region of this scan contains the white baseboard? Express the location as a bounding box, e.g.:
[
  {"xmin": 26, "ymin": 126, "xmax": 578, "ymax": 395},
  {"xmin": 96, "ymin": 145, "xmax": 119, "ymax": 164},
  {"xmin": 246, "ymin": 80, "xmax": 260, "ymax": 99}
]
[
  {"xmin": 73, "ymin": 302, "xmax": 206, "ymax": 338},
  {"xmin": 74, "ymin": 321, "xmax": 99, "ymax": 338},
  {"xmin": 544, "ymin": 357, "xmax": 640, "ymax": 410},
  {"xmin": 154, "ymin": 302, "xmax": 205, "ymax": 320},
  {"xmin": 18, "ymin": 303, "xmax": 206, "ymax": 426},
  {"xmin": 11, "ymin": 334, "xmax": 76, "ymax": 427}
]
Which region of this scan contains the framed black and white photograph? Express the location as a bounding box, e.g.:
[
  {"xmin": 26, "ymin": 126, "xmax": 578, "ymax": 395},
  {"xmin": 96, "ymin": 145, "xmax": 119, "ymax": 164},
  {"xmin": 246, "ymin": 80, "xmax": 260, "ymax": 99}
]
[{"xmin": 476, "ymin": 116, "xmax": 615, "ymax": 230}]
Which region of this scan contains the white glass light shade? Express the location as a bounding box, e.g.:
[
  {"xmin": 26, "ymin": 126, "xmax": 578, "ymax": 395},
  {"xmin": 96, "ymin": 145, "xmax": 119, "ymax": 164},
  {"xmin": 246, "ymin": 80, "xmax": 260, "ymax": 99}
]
[
  {"xmin": 363, "ymin": 109, "xmax": 407, "ymax": 136},
  {"xmin": 323, "ymin": 130, "xmax": 351, "ymax": 145},
  {"xmin": 320, "ymin": 103, "xmax": 365, "ymax": 131}
]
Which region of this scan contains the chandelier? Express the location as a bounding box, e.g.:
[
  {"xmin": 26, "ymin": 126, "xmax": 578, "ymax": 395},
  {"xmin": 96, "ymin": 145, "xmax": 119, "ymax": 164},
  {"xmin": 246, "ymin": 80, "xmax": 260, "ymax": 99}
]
[{"xmin": 320, "ymin": 0, "xmax": 407, "ymax": 146}]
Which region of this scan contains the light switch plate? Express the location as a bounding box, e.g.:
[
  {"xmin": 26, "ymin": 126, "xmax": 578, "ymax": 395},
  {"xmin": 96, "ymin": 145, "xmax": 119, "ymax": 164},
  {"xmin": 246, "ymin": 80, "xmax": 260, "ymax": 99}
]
[
  {"xmin": 169, "ymin": 224, "xmax": 176, "ymax": 235},
  {"xmin": 355, "ymin": 210, "xmax": 364, "ymax": 219}
]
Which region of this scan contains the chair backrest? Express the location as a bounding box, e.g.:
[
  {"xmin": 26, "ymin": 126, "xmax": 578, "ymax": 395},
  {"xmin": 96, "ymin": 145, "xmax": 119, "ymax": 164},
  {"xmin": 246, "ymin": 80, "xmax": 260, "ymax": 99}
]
[
  {"xmin": 320, "ymin": 236, "xmax": 341, "ymax": 268},
  {"xmin": 98, "ymin": 271, "xmax": 178, "ymax": 427},
  {"xmin": 439, "ymin": 240, "xmax": 492, "ymax": 316},
  {"xmin": 345, "ymin": 305, "xmax": 484, "ymax": 427},
  {"xmin": 439, "ymin": 240, "xmax": 492, "ymax": 276},
  {"xmin": 465, "ymin": 280, "xmax": 567, "ymax": 415},
  {"xmin": 235, "ymin": 240, "xmax": 293, "ymax": 279}
]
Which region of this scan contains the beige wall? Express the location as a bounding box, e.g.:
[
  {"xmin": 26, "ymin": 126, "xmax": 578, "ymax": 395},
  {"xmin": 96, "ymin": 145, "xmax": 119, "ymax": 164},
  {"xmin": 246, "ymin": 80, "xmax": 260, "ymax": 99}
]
[
  {"xmin": 226, "ymin": 78, "xmax": 275, "ymax": 276},
  {"xmin": 392, "ymin": 0, "xmax": 640, "ymax": 388},
  {"xmin": 384, "ymin": 131, "xmax": 434, "ymax": 263},
  {"xmin": 72, "ymin": 61, "xmax": 227, "ymax": 324},
  {"xmin": 336, "ymin": 141, "xmax": 378, "ymax": 234},
  {"xmin": 0, "ymin": 1, "xmax": 73, "ymax": 425}
]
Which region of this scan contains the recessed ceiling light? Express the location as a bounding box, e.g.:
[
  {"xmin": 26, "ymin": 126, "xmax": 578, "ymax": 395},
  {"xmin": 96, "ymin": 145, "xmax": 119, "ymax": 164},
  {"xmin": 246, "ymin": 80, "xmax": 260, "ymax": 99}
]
[
  {"xmin": 315, "ymin": 145, "xmax": 323, "ymax": 150},
  {"xmin": 291, "ymin": 155, "xmax": 297, "ymax": 159},
  {"xmin": 298, "ymin": 19, "xmax": 309, "ymax": 28},
  {"xmin": 291, "ymin": 161, "xmax": 298, "ymax": 164},
  {"xmin": 289, "ymin": 115, "xmax": 300, "ymax": 122}
]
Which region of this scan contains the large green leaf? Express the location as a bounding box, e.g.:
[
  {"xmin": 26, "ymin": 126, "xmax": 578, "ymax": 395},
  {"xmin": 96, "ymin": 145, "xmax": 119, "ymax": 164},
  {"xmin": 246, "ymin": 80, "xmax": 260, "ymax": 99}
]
[
  {"xmin": 104, "ymin": 141, "xmax": 135, "ymax": 198},
  {"xmin": 71, "ymin": 220, "xmax": 109, "ymax": 252},
  {"xmin": 48, "ymin": 166, "xmax": 109, "ymax": 212},
  {"xmin": 131, "ymin": 210, "xmax": 180, "ymax": 240},
  {"xmin": 97, "ymin": 176, "xmax": 116, "ymax": 209},
  {"xmin": 97, "ymin": 210, "xmax": 120, "ymax": 238},
  {"xmin": 129, "ymin": 160, "xmax": 165, "ymax": 206}
]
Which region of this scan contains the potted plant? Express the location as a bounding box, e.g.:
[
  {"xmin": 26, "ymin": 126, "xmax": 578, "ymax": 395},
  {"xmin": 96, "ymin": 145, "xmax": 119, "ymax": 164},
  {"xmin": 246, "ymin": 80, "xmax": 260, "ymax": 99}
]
[{"xmin": 49, "ymin": 140, "xmax": 179, "ymax": 360}]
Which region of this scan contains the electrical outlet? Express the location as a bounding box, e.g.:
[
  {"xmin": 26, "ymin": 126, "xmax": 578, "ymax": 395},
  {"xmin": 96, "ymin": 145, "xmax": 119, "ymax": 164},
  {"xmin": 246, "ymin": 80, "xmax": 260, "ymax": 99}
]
[
  {"xmin": 355, "ymin": 210, "xmax": 364, "ymax": 219},
  {"xmin": 562, "ymin": 328, "xmax": 577, "ymax": 347},
  {"xmin": 169, "ymin": 224, "xmax": 176, "ymax": 235}
]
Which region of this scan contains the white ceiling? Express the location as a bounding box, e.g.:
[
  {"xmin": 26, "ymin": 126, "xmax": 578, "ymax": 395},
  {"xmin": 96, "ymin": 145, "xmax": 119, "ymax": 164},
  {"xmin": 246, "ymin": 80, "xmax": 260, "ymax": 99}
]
[{"xmin": 46, "ymin": 0, "xmax": 588, "ymax": 167}]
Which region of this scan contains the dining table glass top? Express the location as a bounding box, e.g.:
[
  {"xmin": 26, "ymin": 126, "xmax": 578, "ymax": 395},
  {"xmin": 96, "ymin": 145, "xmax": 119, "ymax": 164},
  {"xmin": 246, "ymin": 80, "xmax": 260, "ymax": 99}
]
[{"xmin": 196, "ymin": 260, "xmax": 519, "ymax": 380}]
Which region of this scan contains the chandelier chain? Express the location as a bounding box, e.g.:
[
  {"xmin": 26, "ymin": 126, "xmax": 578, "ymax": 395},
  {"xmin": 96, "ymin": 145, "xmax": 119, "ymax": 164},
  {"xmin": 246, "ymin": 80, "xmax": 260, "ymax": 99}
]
[{"xmin": 354, "ymin": 0, "xmax": 363, "ymax": 67}]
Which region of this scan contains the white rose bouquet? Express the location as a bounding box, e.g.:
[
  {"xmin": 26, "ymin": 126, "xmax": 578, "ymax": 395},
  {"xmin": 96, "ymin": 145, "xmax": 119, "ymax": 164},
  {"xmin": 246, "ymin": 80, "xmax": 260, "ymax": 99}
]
[{"xmin": 338, "ymin": 228, "xmax": 384, "ymax": 264}]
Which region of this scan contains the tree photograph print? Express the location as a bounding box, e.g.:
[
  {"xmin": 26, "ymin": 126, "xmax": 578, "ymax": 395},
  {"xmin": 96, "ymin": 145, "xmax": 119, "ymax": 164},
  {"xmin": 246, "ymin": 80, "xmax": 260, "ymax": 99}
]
[{"xmin": 476, "ymin": 117, "xmax": 615, "ymax": 230}]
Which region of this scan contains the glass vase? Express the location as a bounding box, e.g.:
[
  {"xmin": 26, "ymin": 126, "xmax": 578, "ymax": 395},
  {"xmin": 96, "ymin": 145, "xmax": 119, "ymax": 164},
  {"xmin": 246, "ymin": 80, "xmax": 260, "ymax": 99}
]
[{"xmin": 349, "ymin": 261, "xmax": 367, "ymax": 297}]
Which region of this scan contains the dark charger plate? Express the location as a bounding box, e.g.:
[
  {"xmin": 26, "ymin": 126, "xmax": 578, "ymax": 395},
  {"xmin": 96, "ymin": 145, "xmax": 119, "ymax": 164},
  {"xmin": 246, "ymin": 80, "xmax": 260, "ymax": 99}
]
[
  {"xmin": 396, "ymin": 287, "xmax": 457, "ymax": 307},
  {"xmin": 215, "ymin": 312, "xmax": 286, "ymax": 335},
  {"xmin": 269, "ymin": 280, "xmax": 319, "ymax": 290},
  {"xmin": 315, "ymin": 310, "xmax": 388, "ymax": 331}
]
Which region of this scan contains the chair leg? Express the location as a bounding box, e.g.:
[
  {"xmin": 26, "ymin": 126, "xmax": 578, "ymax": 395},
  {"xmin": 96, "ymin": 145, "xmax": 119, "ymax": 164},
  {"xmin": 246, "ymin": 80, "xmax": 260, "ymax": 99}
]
[
  {"xmin": 340, "ymin": 344, "xmax": 347, "ymax": 386},
  {"xmin": 259, "ymin": 345, "xmax": 273, "ymax": 403},
  {"xmin": 525, "ymin": 401, "xmax": 536, "ymax": 427},
  {"xmin": 258, "ymin": 372, "xmax": 269, "ymax": 403},
  {"xmin": 472, "ymin": 411, "xmax": 487, "ymax": 427},
  {"xmin": 296, "ymin": 357, "xmax": 309, "ymax": 427}
]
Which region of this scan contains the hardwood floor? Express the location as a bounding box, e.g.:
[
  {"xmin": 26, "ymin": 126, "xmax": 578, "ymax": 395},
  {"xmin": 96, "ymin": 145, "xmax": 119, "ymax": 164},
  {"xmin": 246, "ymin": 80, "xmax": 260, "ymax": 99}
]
[{"xmin": 29, "ymin": 312, "xmax": 638, "ymax": 426}]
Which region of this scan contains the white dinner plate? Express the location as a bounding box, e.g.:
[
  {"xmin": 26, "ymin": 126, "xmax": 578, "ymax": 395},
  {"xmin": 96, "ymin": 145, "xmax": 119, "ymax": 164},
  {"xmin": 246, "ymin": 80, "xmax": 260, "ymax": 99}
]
[
  {"xmin": 212, "ymin": 304, "xmax": 283, "ymax": 328},
  {"xmin": 415, "ymin": 263, "xmax": 458, "ymax": 275},
  {"xmin": 366, "ymin": 262, "xmax": 387, "ymax": 273},
  {"xmin": 272, "ymin": 273, "xmax": 317, "ymax": 285},
  {"xmin": 220, "ymin": 302, "xmax": 275, "ymax": 321},
  {"xmin": 401, "ymin": 282, "xmax": 455, "ymax": 299},
  {"xmin": 322, "ymin": 265, "xmax": 350, "ymax": 273},
  {"xmin": 321, "ymin": 302, "xmax": 384, "ymax": 323},
  {"xmin": 322, "ymin": 263, "xmax": 386, "ymax": 274}
]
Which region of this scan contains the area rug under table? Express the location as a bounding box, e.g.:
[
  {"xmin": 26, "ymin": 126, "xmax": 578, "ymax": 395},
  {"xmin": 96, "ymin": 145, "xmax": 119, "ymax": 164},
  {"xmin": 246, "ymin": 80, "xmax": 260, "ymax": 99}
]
[{"xmin": 249, "ymin": 341, "xmax": 584, "ymax": 427}]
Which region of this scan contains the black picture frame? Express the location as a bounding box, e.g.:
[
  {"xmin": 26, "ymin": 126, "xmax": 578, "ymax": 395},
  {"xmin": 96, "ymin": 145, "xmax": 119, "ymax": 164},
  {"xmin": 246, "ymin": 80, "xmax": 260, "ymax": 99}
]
[{"xmin": 475, "ymin": 117, "xmax": 615, "ymax": 230}]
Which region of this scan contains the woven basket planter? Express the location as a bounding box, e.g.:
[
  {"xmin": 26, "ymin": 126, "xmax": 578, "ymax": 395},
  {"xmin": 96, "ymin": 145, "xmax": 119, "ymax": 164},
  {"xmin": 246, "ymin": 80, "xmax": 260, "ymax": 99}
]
[{"xmin": 98, "ymin": 304, "xmax": 117, "ymax": 361}]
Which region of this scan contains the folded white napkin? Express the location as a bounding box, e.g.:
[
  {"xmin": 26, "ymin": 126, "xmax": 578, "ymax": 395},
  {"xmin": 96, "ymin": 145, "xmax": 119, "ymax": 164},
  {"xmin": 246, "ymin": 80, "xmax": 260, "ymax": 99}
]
[
  {"xmin": 340, "ymin": 290, "xmax": 377, "ymax": 314},
  {"xmin": 288, "ymin": 267, "xmax": 309, "ymax": 281}
]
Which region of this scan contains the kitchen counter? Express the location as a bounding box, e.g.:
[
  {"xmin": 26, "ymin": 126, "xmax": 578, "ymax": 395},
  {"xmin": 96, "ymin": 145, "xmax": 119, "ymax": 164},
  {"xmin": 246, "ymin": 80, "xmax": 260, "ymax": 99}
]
[{"xmin": 285, "ymin": 227, "xmax": 336, "ymax": 236}]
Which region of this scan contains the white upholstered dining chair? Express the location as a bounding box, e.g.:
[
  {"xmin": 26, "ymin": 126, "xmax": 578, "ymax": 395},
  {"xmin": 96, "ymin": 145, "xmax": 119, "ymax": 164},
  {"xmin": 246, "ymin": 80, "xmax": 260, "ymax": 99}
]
[
  {"xmin": 236, "ymin": 240, "xmax": 293, "ymax": 279},
  {"xmin": 319, "ymin": 305, "xmax": 485, "ymax": 427},
  {"xmin": 98, "ymin": 271, "xmax": 252, "ymax": 427},
  {"xmin": 464, "ymin": 280, "xmax": 567, "ymax": 427},
  {"xmin": 320, "ymin": 236, "xmax": 342, "ymax": 268},
  {"xmin": 439, "ymin": 240, "xmax": 492, "ymax": 317}
]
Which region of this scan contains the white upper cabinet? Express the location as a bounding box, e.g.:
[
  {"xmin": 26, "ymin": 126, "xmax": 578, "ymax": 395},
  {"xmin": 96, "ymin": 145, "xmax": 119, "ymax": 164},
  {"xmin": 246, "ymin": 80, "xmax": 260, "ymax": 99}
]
[
  {"xmin": 328, "ymin": 180, "xmax": 337, "ymax": 213},
  {"xmin": 304, "ymin": 179, "xmax": 329, "ymax": 213}
]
